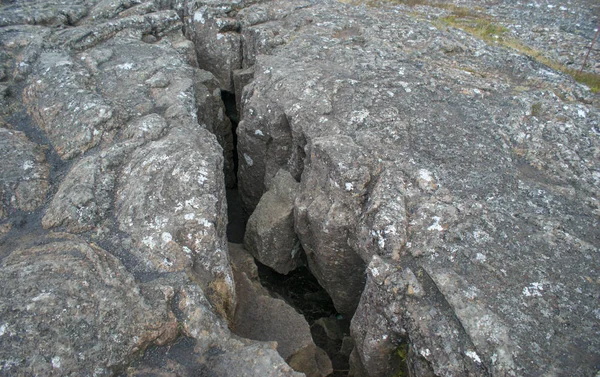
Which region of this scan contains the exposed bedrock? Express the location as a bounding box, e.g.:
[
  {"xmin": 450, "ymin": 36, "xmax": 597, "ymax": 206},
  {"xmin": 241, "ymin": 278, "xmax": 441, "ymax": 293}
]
[
  {"xmin": 0, "ymin": 0, "xmax": 300, "ymax": 375},
  {"xmin": 1, "ymin": 0, "xmax": 600, "ymax": 376},
  {"xmin": 185, "ymin": 0, "xmax": 600, "ymax": 376}
]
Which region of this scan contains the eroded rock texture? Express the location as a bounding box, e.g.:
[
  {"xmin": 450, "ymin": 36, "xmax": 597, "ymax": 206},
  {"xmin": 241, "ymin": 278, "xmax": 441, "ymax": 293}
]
[
  {"xmin": 0, "ymin": 0, "xmax": 298, "ymax": 376},
  {"xmin": 1, "ymin": 0, "xmax": 599, "ymax": 376},
  {"xmin": 186, "ymin": 0, "xmax": 600, "ymax": 376}
]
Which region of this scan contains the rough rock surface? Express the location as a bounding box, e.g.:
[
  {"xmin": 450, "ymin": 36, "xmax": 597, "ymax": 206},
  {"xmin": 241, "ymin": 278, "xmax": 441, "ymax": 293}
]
[
  {"xmin": 2, "ymin": 0, "xmax": 600, "ymax": 376},
  {"xmin": 244, "ymin": 169, "xmax": 302, "ymax": 274},
  {"xmin": 0, "ymin": 234, "xmax": 178, "ymax": 376},
  {"xmin": 0, "ymin": 0, "xmax": 300, "ymax": 376},
  {"xmin": 230, "ymin": 243, "xmax": 333, "ymax": 377},
  {"xmin": 191, "ymin": 0, "xmax": 600, "ymax": 376},
  {"xmin": 0, "ymin": 128, "xmax": 49, "ymax": 216}
]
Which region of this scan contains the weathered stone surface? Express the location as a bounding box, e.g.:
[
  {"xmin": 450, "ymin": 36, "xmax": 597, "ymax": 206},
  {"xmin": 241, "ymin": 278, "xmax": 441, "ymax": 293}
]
[
  {"xmin": 0, "ymin": 0, "xmax": 91, "ymax": 27},
  {"xmin": 3, "ymin": 0, "xmax": 600, "ymax": 376},
  {"xmin": 244, "ymin": 169, "xmax": 302, "ymax": 274},
  {"xmin": 183, "ymin": 3, "xmax": 242, "ymax": 91},
  {"xmin": 230, "ymin": 243, "xmax": 333, "ymax": 377},
  {"xmin": 0, "ymin": 234, "xmax": 178, "ymax": 376},
  {"xmin": 116, "ymin": 125, "xmax": 235, "ymax": 316},
  {"xmin": 233, "ymin": 67, "xmax": 254, "ymax": 116},
  {"xmin": 1, "ymin": 1, "xmax": 302, "ymax": 375},
  {"xmin": 0, "ymin": 128, "xmax": 49, "ymax": 215},
  {"xmin": 219, "ymin": 0, "xmax": 600, "ymax": 375},
  {"xmin": 23, "ymin": 52, "xmax": 113, "ymax": 160}
]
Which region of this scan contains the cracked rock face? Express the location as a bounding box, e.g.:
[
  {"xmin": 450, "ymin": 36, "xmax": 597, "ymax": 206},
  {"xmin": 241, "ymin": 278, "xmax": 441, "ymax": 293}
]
[
  {"xmin": 193, "ymin": 0, "xmax": 599, "ymax": 376},
  {"xmin": 1, "ymin": 0, "xmax": 600, "ymax": 376},
  {"xmin": 0, "ymin": 0, "xmax": 300, "ymax": 376}
]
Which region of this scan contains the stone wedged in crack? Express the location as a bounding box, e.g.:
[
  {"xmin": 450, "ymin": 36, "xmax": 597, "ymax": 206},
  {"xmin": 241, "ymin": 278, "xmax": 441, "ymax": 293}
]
[
  {"xmin": 294, "ymin": 135, "xmax": 370, "ymax": 317},
  {"xmin": 229, "ymin": 243, "xmax": 333, "ymax": 377},
  {"xmin": 210, "ymin": 0, "xmax": 600, "ymax": 375},
  {"xmin": 244, "ymin": 169, "xmax": 301, "ymax": 275},
  {"xmin": 0, "ymin": 233, "xmax": 179, "ymax": 376},
  {"xmin": 0, "ymin": 128, "xmax": 49, "ymax": 217}
]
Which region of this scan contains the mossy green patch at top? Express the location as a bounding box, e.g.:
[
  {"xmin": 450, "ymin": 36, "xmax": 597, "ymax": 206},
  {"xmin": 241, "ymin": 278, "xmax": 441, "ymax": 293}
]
[
  {"xmin": 437, "ymin": 7, "xmax": 600, "ymax": 93},
  {"xmin": 346, "ymin": 0, "xmax": 600, "ymax": 93}
]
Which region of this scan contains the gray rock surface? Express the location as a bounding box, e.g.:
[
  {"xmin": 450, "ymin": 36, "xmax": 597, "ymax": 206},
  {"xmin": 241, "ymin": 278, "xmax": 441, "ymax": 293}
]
[
  {"xmin": 2, "ymin": 0, "xmax": 600, "ymax": 376},
  {"xmin": 244, "ymin": 169, "xmax": 302, "ymax": 274},
  {"xmin": 197, "ymin": 0, "xmax": 600, "ymax": 376},
  {"xmin": 0, "ymin": 128, "xmax": 49, "ymax": 216},
  {"xmin": 0, "ymin": 0, "xmax": 303, "ymax": 375},
  {"xmin": 230, "ymin": 242, "xmax": 333, "ymax": 377},
  {"xmin": 0, "ymin": 234, "xmax": 179, "ymax": 376}
]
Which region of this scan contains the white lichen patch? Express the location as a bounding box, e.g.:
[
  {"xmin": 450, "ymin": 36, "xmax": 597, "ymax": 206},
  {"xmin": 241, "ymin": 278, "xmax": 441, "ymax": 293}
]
[
  {"xmin": 161, "ymin": 232, "xmax": 172, "ymax": 243},
  {"xmin": 142, "ymin": 235, "xmax": 157, "ymax": 249},
  {"xmin": 193, "ymin": 10, "xmax": 205, "ymax": 24},
  {"xmin": 243, "ymin": 153, "xmax": 254, "ymax": 166},
  {"xmin": 522, "ymin": 282, "xmax": 544, "ymax": 297},
  {"xmin": 350, "ymin": 109, "xmax": 369, "ymax": 124},
  {"xmin": 22, "ymin": 160, "xmax": 34, "ymax": 170},
  {"xmin": 427, "ymin": 216, "xmax": 444, "ymax": 231},
  {"xmin": 116, "ymin": 63, "xmax": 134, "ymax": 70},
  {"xmin": 465, "ymin": 350, "xmax": 482, "ymax": 363}
]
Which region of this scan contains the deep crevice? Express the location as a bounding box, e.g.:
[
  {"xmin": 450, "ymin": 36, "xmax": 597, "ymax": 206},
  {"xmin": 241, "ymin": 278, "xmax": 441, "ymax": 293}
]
[
  {"xmin": 219, "ymin": 84, "xmax": 351, "ymax": 375},
  {"xmin": 255, "ymin": 260, "xmax": 352, "ymax": 376}
]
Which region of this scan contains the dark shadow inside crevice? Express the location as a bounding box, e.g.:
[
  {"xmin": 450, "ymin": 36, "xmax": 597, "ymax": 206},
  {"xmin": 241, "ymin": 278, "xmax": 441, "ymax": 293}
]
[
  {"xmin": 255, "ymin": 259, "xmax": 352, "ymax": 376},
  {"xmin": 220, "ymin": 90, "xmax": 239, "ymax": 177}
]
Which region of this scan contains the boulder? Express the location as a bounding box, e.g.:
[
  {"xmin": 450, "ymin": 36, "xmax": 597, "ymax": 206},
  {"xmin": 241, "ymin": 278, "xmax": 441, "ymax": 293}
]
[{"xmin": 244, "ymin": 169, "xmax": 302, "ymax": 274}]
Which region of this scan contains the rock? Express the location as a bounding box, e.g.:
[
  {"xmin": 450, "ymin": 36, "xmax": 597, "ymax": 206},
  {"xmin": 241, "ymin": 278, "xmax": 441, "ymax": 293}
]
[
  {"xmin": 1, "ymin": 1, "xmax": 303, "ymax": 375},
  {"xmin": 293, "ymin": 135, "xmax": 370, "ymax": 317},
  {"xmin": 194, "ymin": 69, "xmax": 237, "ymax": 188},
  {"xmin": 23, "ymin": 52, "xmax": 113, "ymax": 160},
  {"xmin": 230, "ymin": 243, "xmax": 333, "ymax": 377},
  {"xmin": 244, "ymin": 169, "xmax": 302, "ymax": 274},
  {"xmin": 116, "ymin": 125, "xmax": 236, "ymax": 318},
  {"xmin": 183, "ymin": 2, "xmax": 243, "ymax": 91},
  {"xmin": 0, "ymin": 234, "xmax": 178, "ymax": 376},
  {"xmin": 3, "ymin": 0, "xmax": 600, "ymax": 376},
  {"xmin": 0, "ymin": 128, "xmax": 49, "ymax": 215},
  {"xmin": 233, "ymin": 67, "xmax": 254, "ymax": 116},
  {"xmin": 207, "ymin": 0, "xmax": 600, "ymax": 375}
]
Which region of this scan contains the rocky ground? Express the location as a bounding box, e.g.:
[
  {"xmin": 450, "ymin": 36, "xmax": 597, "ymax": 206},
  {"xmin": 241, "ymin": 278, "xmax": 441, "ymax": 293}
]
[{"xmin": 1, "ymin": 0, "xmax": 599, "ymax": 377}]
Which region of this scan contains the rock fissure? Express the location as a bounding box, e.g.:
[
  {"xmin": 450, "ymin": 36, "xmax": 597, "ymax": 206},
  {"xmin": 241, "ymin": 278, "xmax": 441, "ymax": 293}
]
[{"xmin": 1, "ymin": 1, "xmax": 599, "ymax": 376}]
